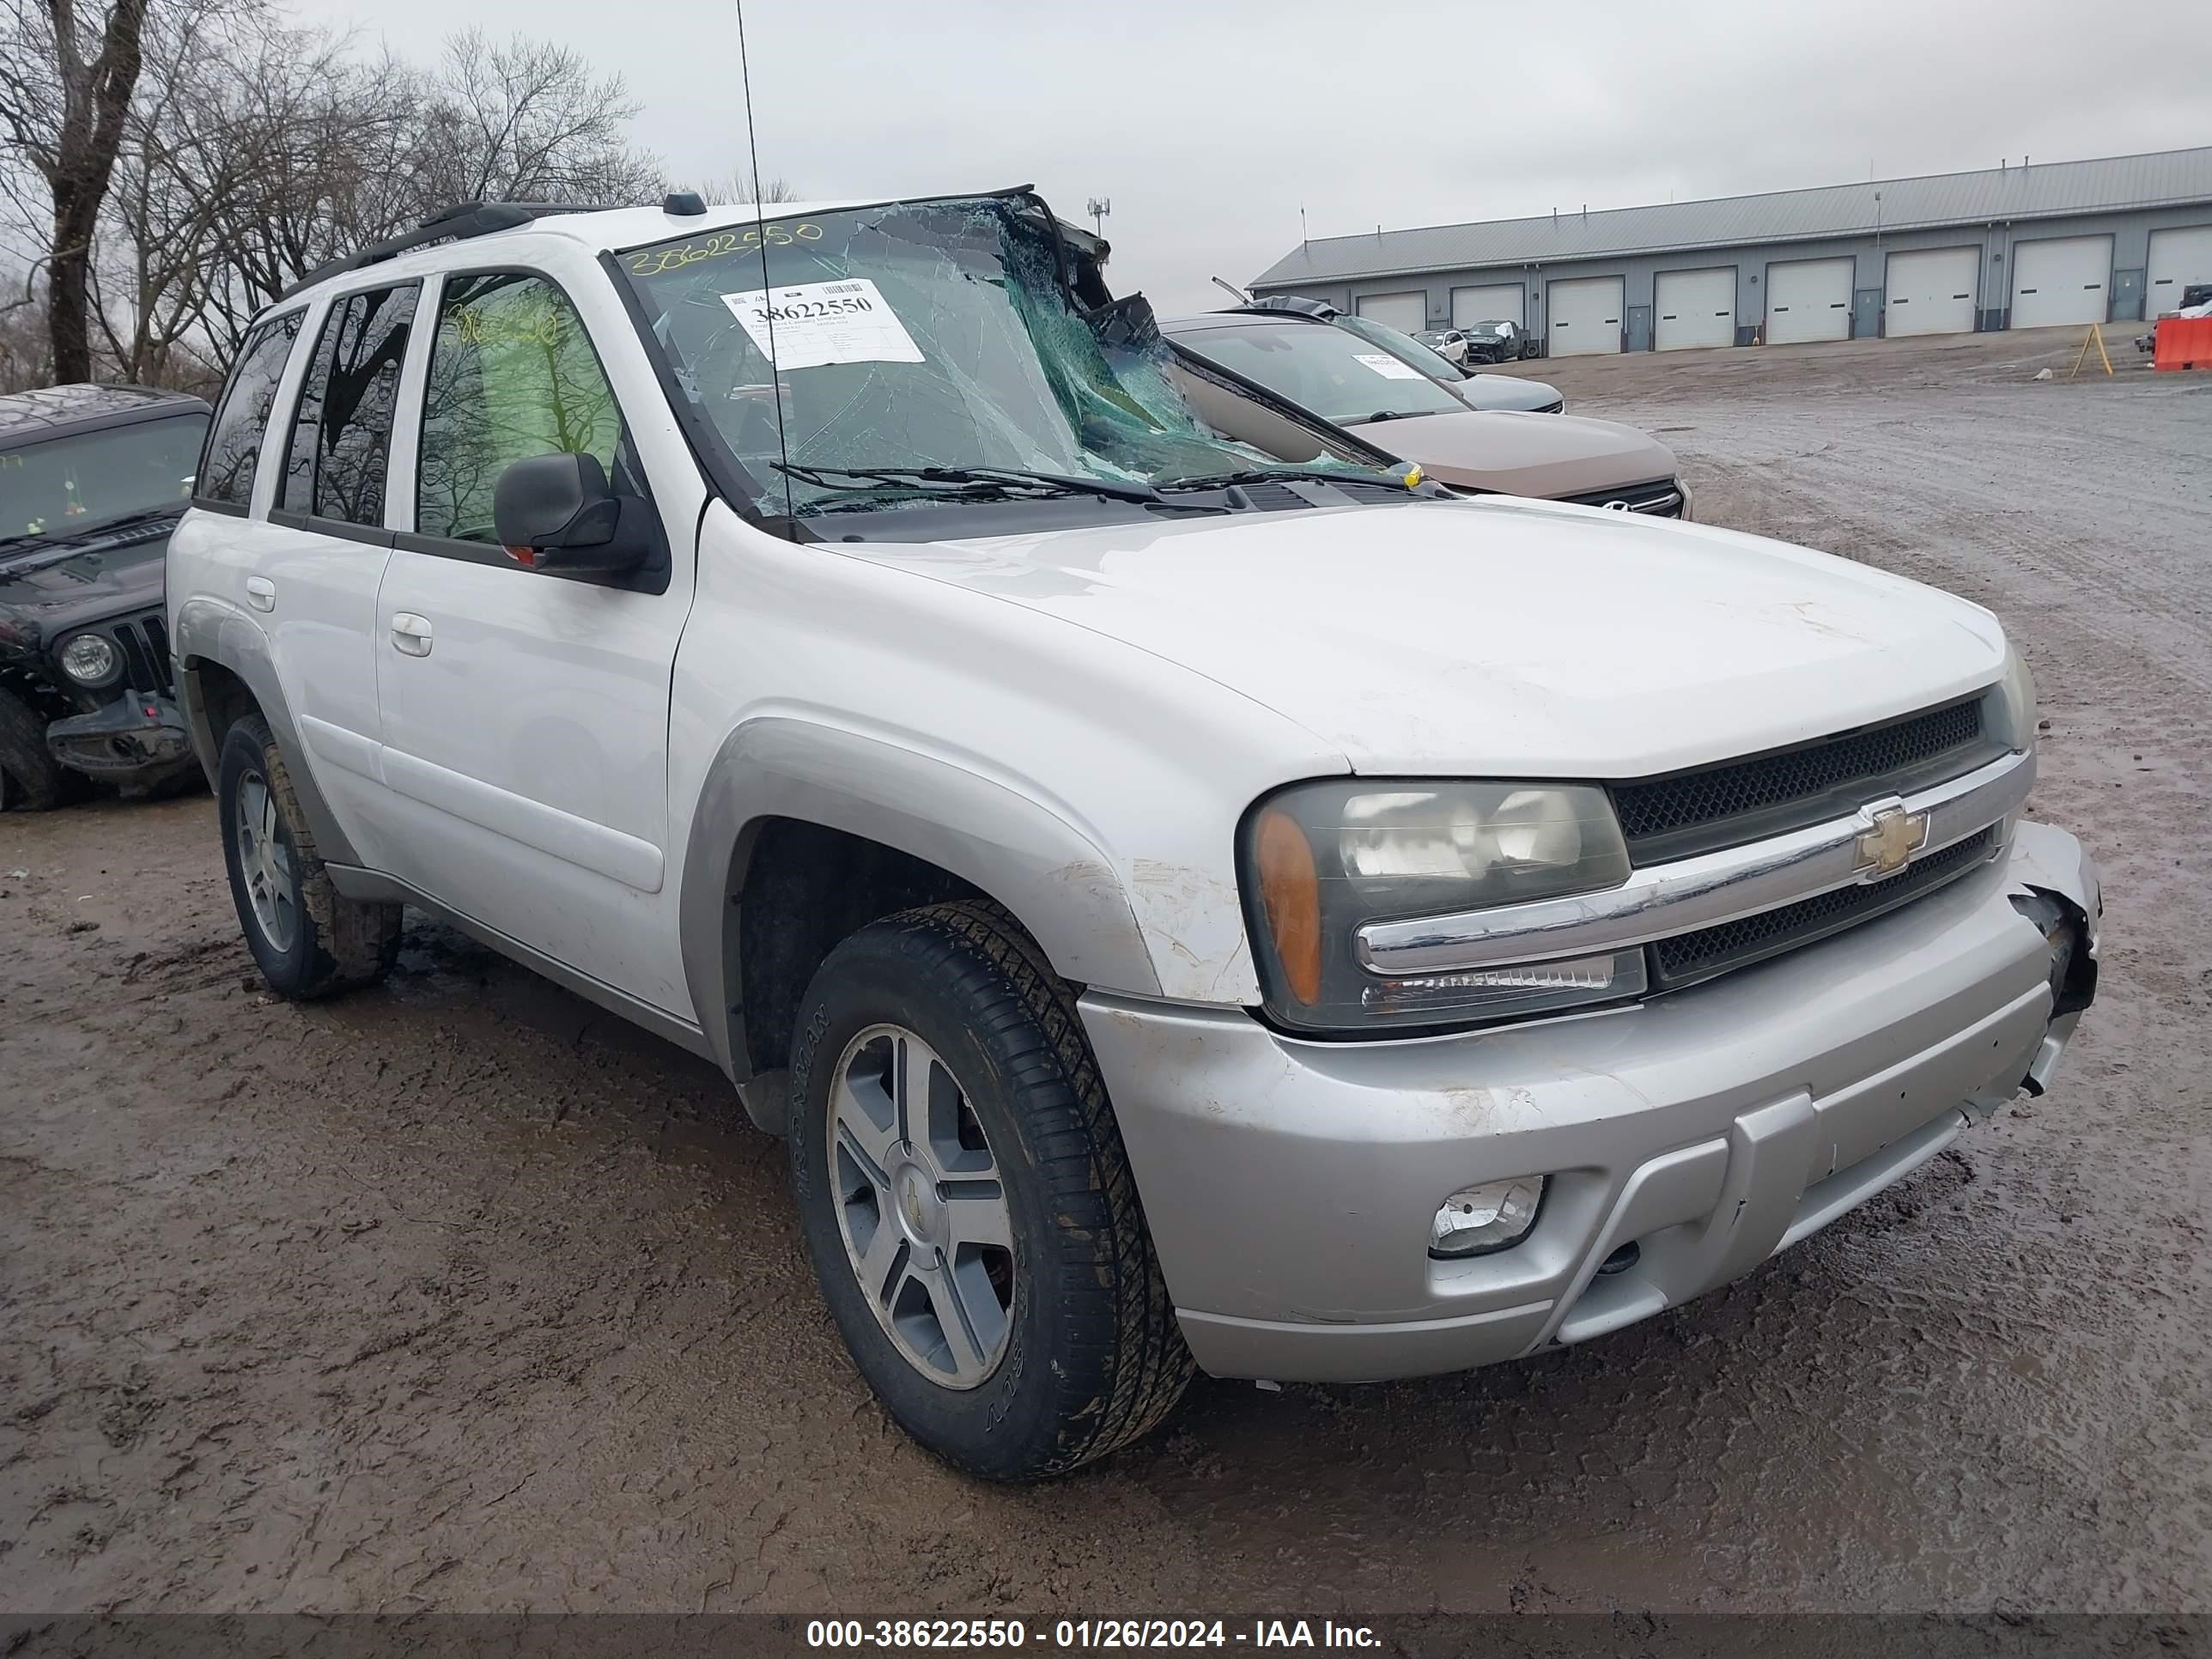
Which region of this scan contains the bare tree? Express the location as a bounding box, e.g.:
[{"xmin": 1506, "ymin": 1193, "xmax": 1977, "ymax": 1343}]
[
  {"xmin": 3, "ymin": 15, "xmax": 665, "ymax": 390},
  {"xmin": 88, "ymin": 0, "xmax": 262, "ymax": 382},
  {"xmin": 186, "ymin": 29, "xmax": 423, "ymax": 352},
  {"xmin": 0, "ymin": 0, "xmax": 155, "ymax": 381},
  {"xmin": 673, "ymin": 172, "xmax": 804, "ymax": 207},
  {"xmin": 407, "ymin": 31, "xmax": 661, "ymax": 214},
  {"xmin": 0, "ymin": 267, "xmax": 50, "ymax": 391}
]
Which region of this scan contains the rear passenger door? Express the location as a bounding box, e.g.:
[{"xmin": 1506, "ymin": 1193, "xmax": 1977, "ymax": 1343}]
[
  {"xmin": 243, "ymin": 284, "xmax": 418, "ymax": 859},
  {"xmin": 371, "ymin": 264, "xmax": 698, "ymax": 1016}
]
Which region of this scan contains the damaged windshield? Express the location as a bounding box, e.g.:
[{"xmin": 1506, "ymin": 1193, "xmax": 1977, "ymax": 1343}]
[{"xmin": 617, "ymin": 195, "xmax": 1370, "ymax": 519}]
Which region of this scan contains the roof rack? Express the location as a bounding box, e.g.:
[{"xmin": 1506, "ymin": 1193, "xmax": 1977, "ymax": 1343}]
[{"xmin": 276, "ymin": 201, "xmax": 623, "ymax": 301}]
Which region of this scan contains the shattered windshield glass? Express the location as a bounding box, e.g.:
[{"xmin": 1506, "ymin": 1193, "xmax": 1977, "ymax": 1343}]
[{"xmin": 618, "ymin": 196, "xmax": 1361, "ymax": 517}]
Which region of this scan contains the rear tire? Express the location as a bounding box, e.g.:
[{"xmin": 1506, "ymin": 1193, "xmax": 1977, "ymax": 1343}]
[
  {"xmin": 217, "ymin": 713, "xmax": 400, "ymax": 998},
  {"xmin": 788, "ymin": 900, "xmax": 1192, "ymax": 1481},
  {"xmin": 0, "ymin": 687, "xmax": 67, "ymax": 812}
]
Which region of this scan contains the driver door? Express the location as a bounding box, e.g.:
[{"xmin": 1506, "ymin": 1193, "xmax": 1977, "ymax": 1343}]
[{"xmin": 372, "ymin": 258, "xmax": 701, "ymax": 1016}]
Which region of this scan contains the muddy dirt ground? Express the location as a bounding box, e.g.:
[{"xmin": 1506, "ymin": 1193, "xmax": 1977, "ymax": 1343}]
[{"xmin": 4, "ymin": 327, "xmax": 2209, "ymax": 1616}]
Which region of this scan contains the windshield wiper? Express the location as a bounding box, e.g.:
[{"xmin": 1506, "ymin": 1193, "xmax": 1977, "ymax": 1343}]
[
  {"xmin": 39, "ymin": 506, "xmax": 181, "ymax": 542},
  {"xmin": 772, "ymin": 462, "xmax": 1165, "ymax": 506}
]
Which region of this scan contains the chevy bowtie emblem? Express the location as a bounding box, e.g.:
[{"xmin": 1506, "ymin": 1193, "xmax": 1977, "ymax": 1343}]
[{"xmin": 1854, "ymin": 803, "xmax": 1931, "ymax": 877}]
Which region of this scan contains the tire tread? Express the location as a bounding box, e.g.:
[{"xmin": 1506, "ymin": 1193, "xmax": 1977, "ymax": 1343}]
[
  {"xmin": 789, "ymin": 898, "xmax": 1193, "ymax": 1479},
  {"xmin": 223, "ymin": 713, "xmax": 400, "ymax": 998}
]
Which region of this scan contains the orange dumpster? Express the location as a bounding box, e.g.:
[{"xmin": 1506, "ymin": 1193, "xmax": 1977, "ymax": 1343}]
[{"xmin": 2153, "ymin": 315, "xmax": 2212, "ymax": 371}]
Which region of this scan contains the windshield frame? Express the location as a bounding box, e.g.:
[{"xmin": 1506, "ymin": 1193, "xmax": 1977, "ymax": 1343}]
[
  {"xmin": 606, "ymin": 189, "xmax": 1321, "ymax": 536},
  {"xmin": 1, "ymin": 406, "xmax": 210, "ymax": 548}
]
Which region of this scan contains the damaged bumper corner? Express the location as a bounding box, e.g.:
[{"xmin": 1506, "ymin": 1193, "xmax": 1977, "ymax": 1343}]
[
  {"xmin": 46, "ymin": 691, "xmax": 200, "ymax": 793},
  {"xmin": 1997, "ymin": 817, "xmax": 2100, "ymax": 1105}
]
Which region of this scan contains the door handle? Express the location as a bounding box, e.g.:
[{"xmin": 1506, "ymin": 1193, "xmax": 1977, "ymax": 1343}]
[
  {"xmin": 245, "ymin": 576, "xmax": 276, "ymax": 612},
  {"xmin": 390, "ymin": 612, "xmax": 434, "ymax": 657}
]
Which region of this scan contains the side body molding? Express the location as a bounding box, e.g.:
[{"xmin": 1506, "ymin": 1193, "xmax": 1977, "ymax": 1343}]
[
  {"xmin": 679, "ymin": 717, "xmax": 1164, "ymax": 1085},
  {"xmin": 173, "ymin": 595, "xmax": 362, "ymax": 868}
]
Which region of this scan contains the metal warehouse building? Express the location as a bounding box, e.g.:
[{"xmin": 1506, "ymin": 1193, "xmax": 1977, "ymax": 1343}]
[{"xmin": 1248, "ymin": 147, "xmax": 2212, "ymax": 356}]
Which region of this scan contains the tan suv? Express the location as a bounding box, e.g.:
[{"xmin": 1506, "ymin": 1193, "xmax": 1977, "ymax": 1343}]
[{"xmin": 1164, "ymin": 308, "xmax": 1690, "ymax": 518}]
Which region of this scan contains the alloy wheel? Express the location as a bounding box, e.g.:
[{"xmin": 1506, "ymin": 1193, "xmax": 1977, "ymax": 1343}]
[
  {"xmin": 234, "ymin": 769, "xmax": 299, "ymax": 955},
  {"xmin": 827, "ymin": 1024, "xmax": 1016, "ymax": 1389}
]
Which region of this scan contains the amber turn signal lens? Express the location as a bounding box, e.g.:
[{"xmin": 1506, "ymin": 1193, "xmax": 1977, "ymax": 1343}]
[{"xmin": 1255, "ymin": 808, "xmax": 1322, "ymax": 1005}]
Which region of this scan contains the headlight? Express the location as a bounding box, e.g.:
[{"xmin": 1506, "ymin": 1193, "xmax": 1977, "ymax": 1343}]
[
  {"xmin": 1243, "ymin": 779, "xmax": 1638, "ymax": 1032},
  {"xmin": 1989, "ymin": 645, "xmax": 2038, "ymax": 752},
  {"xmin": 58, "ymin": 632, "xmax": 119, "ymax": 685}
]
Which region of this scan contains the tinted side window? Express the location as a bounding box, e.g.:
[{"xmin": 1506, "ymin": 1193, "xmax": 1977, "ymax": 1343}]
[
  {"xmin": 416, "ymin": 274, "xmax": 620, "ymax": 543},
  {"xmin": 281, "ymin": 284, "xmax": 418, "ymax": 526},
  {"xmin": 198, "ymin": 312, "xmax": 303, "ymax": 507}
]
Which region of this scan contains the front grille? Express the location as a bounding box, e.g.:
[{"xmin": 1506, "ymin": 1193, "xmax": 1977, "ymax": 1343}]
[
  {"xmin": 1612, "ymin": 696, "xmax": 1999, "ymax": 865},
  {"xmin": 1650, "ymin": 826, "xmax": 1997, "ymax": 989},
  {"xmin": 111, "ymin": 612, "xmax": 173, "ymax": 696},
  {"xmin": 1557, "ymin": 477, "xmax": 1683, "ymax": 516}
]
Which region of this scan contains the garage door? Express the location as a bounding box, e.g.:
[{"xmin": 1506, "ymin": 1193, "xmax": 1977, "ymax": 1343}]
[
  {"xmin": 1884, "ymin": 246, "xmax": 1980, "ymax": 337},
  {"xmin": 1353, "ymin": 291, "xmax": 1426, "ymax": 335},
  {"xmin": 2010, "ymin": 235, "xmax": 2111, "ymax": 329},
  {"xmin": 1547, "ymin": 276, "xmax": 1624, "ymax": 356},
  {"xmin": 1451, "ymin": 283, "xmax": 1524, "ymax": 329},
  {"xmin": 2147, "ymin": 224, "xmax": 2212, "ymax": 317},
  {"xmin": 1653, "ymin": 267, "xmax": 1736, "ymax": 350},
  {"xmin": 1765, "ymin": 257, "xmax": 1853, "ymax": 343}
]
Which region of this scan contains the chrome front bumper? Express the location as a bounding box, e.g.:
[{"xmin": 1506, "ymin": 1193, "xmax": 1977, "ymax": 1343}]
[{"xmin": 1082, "ymin": 820, "xmax": 2100, "ymax": 1384}]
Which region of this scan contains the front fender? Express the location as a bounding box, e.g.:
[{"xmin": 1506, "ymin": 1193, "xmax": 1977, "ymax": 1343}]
[
  {"xmin": 173, "ymin": 594, "xmax": 361, "ymax": 866},
  {"xmin": 678, "ymin": 716, "xmax": 1164, "ymax": 1085}
]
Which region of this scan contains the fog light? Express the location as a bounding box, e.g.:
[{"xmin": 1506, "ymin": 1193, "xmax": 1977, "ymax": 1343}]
[{"xmin": 1429, "ymin": 1176, "xmax": 1545, "ymax": 1258}]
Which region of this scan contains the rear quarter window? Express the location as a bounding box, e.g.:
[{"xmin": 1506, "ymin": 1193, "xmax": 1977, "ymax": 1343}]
[{"xmin": 198, "ymin": 312, "xmax": 305, "ymax": 509}]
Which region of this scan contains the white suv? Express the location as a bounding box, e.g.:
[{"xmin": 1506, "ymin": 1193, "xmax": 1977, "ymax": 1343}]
[{"xmin": 169, "ymin": 190, "xmax": 2102, "ymax": 1482}]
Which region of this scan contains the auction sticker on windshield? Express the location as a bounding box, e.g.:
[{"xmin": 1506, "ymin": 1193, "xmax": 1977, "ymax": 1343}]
[
  {"xmin": 720, "ymin": 278, "xmax": 925, "ymax": 369},
  {"xmin": 1352, "ymin": 352, "xmax": 1425, "ymax": 380}
]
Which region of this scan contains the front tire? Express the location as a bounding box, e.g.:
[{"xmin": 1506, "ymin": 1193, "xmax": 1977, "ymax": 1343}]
[
  {"xmin": 217, "ymin": 713, "xmax": 401, "ymax": 998},
  {"xmin": 0, "ymin": 687, "xmax": 68, "ymax": 811},
  {"xmin": 788, "ymin": 901, "xmax": 1192, "ymax": 1481}
]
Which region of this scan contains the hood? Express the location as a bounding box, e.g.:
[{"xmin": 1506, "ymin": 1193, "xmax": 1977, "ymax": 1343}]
[
  {"xmin": 860, "ymin": 497, "xmax": 2006, "ymax": 779},
  {"xmin": 0, "ymin": 519, "xmax": 172, "ymax": 659},
  {"xmin": 1344, "ymin": 408, "xmax": 1676, "ymax": 498},
  {"xmin": 1452, "ymin": 374, "xmax": 1561, "ymax": 414}
]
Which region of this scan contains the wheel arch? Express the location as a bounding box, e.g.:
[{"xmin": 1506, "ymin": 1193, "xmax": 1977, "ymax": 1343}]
[
  {"xmin": 173, "ymin": 596, "xmax": 362, "ymax": 867},
  {"xmin": 679, "ymin": 717, "xmax": 1163, "ymax": 1117}
]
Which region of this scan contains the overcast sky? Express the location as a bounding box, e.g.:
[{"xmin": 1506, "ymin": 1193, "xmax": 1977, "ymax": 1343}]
[{"xmin": 294, "ymin": 0, "xmax": 2211, "ymax": 318}]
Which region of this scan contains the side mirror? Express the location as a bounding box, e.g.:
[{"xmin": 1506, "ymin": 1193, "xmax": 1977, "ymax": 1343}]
[{"xmin": 492, "ymin": 452, "xmax": 651, "ymax": 580}]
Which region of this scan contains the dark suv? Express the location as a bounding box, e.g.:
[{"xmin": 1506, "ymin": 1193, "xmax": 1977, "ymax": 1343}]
[{"xmin": 0, "ymin": 384, "xmax": 210, "ymax": 809}]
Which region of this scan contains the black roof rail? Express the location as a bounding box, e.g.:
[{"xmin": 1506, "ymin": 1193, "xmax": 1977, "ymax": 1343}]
[{"xmin": 276, "ymin": 200, "xmax": 627, "ymax": 301}]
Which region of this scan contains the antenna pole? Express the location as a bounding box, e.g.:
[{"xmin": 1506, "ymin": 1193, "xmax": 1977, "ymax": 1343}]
[{"xmin": 734, "ymin": 0, "xmax": 795, "ymax": 530}]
